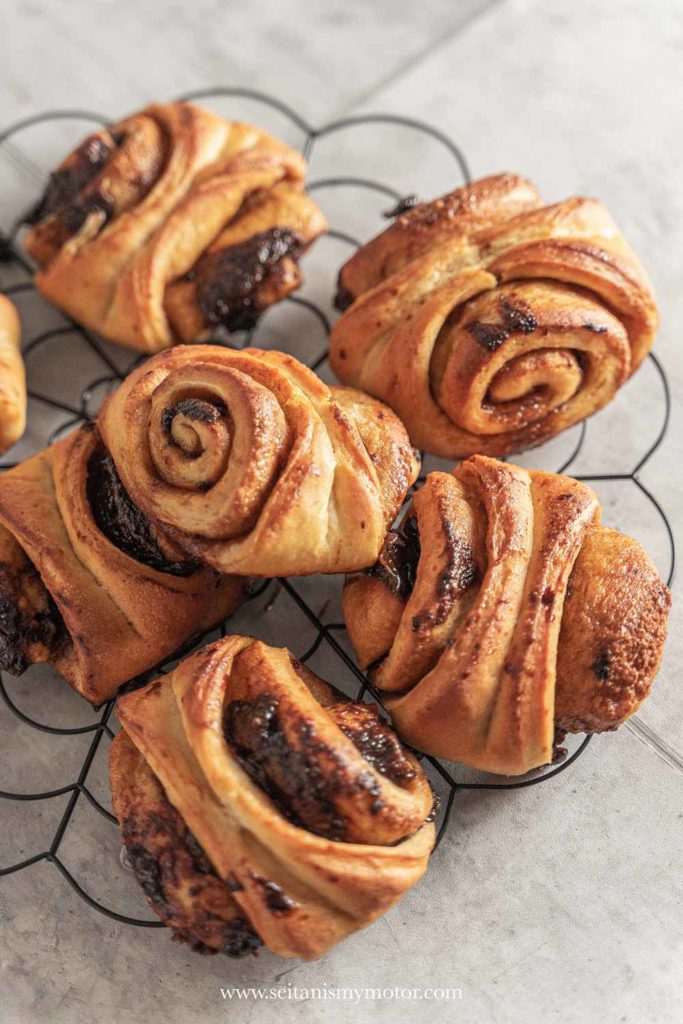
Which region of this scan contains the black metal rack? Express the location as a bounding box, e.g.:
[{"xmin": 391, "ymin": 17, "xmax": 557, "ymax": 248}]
[{"xmin": 0, "ymin": 88, "xmax": 674, "ymax": 932}]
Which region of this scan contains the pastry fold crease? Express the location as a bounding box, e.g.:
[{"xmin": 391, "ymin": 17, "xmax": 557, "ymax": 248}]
[
  {"xmin": 343, "ymin": 456, "xmax": 670, "ymax": 775},
  {"xmin": 98, "ymin": 344, "xmax": 420, "ymax": 576},
  {"xmin": 330, "ymin": 174, "xmax": 658, "ymax": 457},
  {"xmin": 23, "ymin": 101, "xmax": 326, "ymax": 352},
  {"xmin": 111, "ymin": 636, "xmax": 435, "ymax": 959},
  {"xmin": 0, "ymin": 424, "xmax": 243, "ymax": 701}
]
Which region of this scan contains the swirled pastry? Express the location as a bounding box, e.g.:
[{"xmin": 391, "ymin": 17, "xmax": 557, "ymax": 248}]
[
  {"xmin": 330, "ymin": 174, "xmax": 658, "ymax": 457},
  {"xmin": 23, "ymin": 102, "xmax": 326, "ymax": 352},
  {"xmin": 343, "ymin": 456, "xmax": 670, "ymax": 774},
  {"xmin": 98, "ymin": 344, "xmax": 420, "ymax": 576},
  {"xmin": 110, "ymin": 636, "xmax": 435, "ymax": 959},
  {"xmin": 0, "ymin": 296, "xmax": 26, "ymax": 454},
  {"xmin": 0, "ymin": 423, "xmax": 244, "ymax": 701}
]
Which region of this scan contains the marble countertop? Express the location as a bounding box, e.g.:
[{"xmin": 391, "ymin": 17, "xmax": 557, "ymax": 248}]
[{"xmin": 1, "ymin": 1, "xmax": 681, "ymax": 1022}]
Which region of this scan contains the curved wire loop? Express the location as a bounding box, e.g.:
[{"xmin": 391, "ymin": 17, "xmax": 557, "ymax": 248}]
[{"xmin": 0, "ymin": 87, "xmax": 673, "ymax": 924}]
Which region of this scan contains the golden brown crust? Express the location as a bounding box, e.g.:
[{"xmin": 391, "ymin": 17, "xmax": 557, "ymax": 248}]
[
  {"xmin": 330, "ymin": 175, "xmax": 658, "ymax": 458},
  {"xmin": 555, "ymin": 526, "xmax": 671, "ymax": 733},
  {"xmin": 110, "ymin": 731, "xmax": 262, "ymax": 956},
  {"xmin": 98, "ymin": 345, "xmax": 419, "ymax": 576},
  {"xmin": 337, "ymin": 174, "xmax": 543, "ymax": 302},
  {"xmin": 24, "ymin": 102, "xmax": 326, "ymax": 352},
  {"xmin": 0, "ymin": 296, "xmax": 26, "ymax": 454},
  {"xmin": 343, "ymin": 457, "xmax": 670, "ymax": 775},
  {"xmin": 112, "ymin": 636, "xmax": 435, "ymax": 960},
  {"xmin": 0, "ymin": 424, "xmax": 244, "ymax": 701},
  {"xmin": 0, "ymin": 523, "xmax": 62, "ymax": 673}
]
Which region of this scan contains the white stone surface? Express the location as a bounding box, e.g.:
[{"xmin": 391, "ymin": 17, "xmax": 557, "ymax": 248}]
[{"xmin": 1, "ymin": 2, "xmax": 681, "ymax": 1022}]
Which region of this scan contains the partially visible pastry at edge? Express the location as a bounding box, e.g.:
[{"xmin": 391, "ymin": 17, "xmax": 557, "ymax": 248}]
[
  {"xmin": 22, "ymin": 101, "xmax": 327, "ymax": 352},
  {"xmin": 110, "ymin": 635, "xmax": 435, "ymax": 959},
  {"xmin": 98, "ymin": 344, "xmax": 419, "ymax": 576},
  {"xmin": 330, "ymin": 174, "xmax": 658, "ymax": 458},
  {"xmin": 0, "ymin": 296, "xmax": 26, "ymax": 454},
  {"xmin": 0, "ymin": 422, "xmax": 244, "ymax": 702},
  {"xmin": 343, "ymin": 456, "xmax": 670, "ymax": 775}
]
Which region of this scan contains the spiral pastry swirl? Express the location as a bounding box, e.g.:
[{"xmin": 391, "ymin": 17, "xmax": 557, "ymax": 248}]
[
  {"xmin": 0, "ymin": 423, "xmax": 244, "ymax": 701},
  {"xmin": 330, "ymin": 174, "xmax": 658, "ymax": 457},
  {"xmin": 110, "ymin": 636, "xmax": 435, "ymax": 959},
  {"xmin": 99, "ymin": 344, "xmax": 420, "ymax": 576},
  {"xmin": 23, "ymin": 101, "xmax": 326, "ymax": 352},
  {"xmin": 343, "ymin": 456, "xmax": 670, "ymax": 775},
  {"xmin": 0, "ymin": 296, "xmax": 26, "ymax": 454}
]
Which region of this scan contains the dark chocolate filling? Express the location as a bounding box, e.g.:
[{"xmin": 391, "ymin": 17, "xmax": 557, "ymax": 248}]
[
  {"xmin": 216, "ymin": 918, "xmax": 264, "ymax": 957},
  {"xmin": 23, "ymin": 134, "xmax": 114, "ymax": 226},
  {"xmin": 0, "ymin": 569, "xmax": 64, "ymax": 675},
  {"xmin": 432, "ymin": 521, "xmax": 480, "ymax": 604},
  {"xmin": 225, "ymin": 693, "xmax": 349, "ymax": 840},
  {"xmin": 160, "ymin": 397, "xmax": 229, "ymax": 463},
  {"xmin": 126, "ymin": 842, "xmax": 172, "ymax": 915},
  {"xmin": 61, "ymin": 190, "xmax": 114, "ymax": 236},
  {"xmin": 250, "ymin": 875, "xmax": 296, "ymax": 914},
  {"xmin": 195, "ymin": 227, "xmax": 303, "ymax": 331},
  {"xmin": 365, "ymin": 514, "xmax": 421, "ymax": 599},
  {"xmin": 224, "ymin": 691, "xmax": 419, "ymax": 840},
  {"xmin": 124, "ymin": 823, "xmax": 262, "ymax": 959},
  {"xmin": 86, "ymin": 447, "xmax": 198, "ymax": 576},
  {"xmin": 466, "ymin": 295, "xmax": 538, "ymax": 352},
  {"xmin": 172, "ymin": 919, "xmax": 262, "ymax": 958},
  {"xmin": 331, "ymin": 703, "xmax": 417, "ymax": 786}
]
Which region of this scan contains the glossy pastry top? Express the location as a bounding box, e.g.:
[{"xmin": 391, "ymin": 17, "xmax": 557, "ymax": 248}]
[
  {"xmin": 0, "ymin": 422, "xmax": 244, "ymax": 701},
  {"xmin": 98, "ymin": 344, "xmax": 419, "ymax": 576},
  {"xmin": 23, "ymin": 102, "xmax": 327, "ymax": 352},
  {"xmin": 330, "ymin": 174, "xmax": 658, "ymax": 458},
  {"xmin": 111, "ymin": 636, "xmax": 435, "ymax": 960},
  {"xmin": 0, "ymin": 295, "xmax": 26, "ymax": 455},
  {"xmin": 343, "ymin": 456, "xmax": 670, "ymax": 774}
]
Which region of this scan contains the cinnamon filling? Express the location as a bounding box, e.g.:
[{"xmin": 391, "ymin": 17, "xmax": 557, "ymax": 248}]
[
  {"xmin": 0, "ymin": 552, "xmax": 65, "ymax": 675},
  {"xmin": 23, "ymin": 133, "xmax": 115, "ymax": 226},
  {"xmin": 86, "ymin": 447, "xmax": 199, "ymax": 576},
  {"xmin": 224, "ymin": 693, "xmax": 349, "ymax": 840},
  {"xmin": 466, "ymin": 295, "xmax": 538, "ymax": 353},
  {"xmin": 224, "ymin": 692, "xmax": 417, "ymax": 841},
  {"xmin": 160, "ymin": 397, "xmax": 229, "ymax": 462},
  {"xmin": 123, "ymin": 819, "xmax": 262, "ymax": 958},
  {"xmin": 193, "ymin": 227, "xmax": 304, "ymax": 331},
  {"xmin": 329, "ymin": 702, "xmax": 417, "ymax": 785},
  {"xmin": 365, "ymin": 514, "xmax": 421, "ymax": 598}
]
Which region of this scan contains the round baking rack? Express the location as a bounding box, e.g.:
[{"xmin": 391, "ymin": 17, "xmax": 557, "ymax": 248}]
[{"xmin": 0, "ymin": 88, "xmax": 675, "ymax": 934}]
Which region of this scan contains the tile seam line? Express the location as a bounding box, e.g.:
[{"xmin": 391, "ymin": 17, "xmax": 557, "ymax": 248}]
[
  {"xmin": 326, "ymin": 0, "xmax": 507, "ymax": 122},
  {"xmin": 626, "ymin": 717, "xmax": 683, "ymax": 775}
]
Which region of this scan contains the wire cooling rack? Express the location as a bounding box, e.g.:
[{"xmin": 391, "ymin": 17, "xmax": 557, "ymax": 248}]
[{"xmin": 0, "ymin": 87, "xmax": 675, "ymax": 935}]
